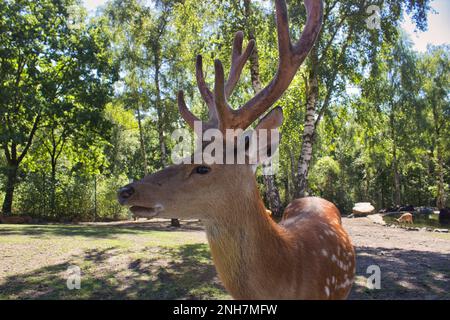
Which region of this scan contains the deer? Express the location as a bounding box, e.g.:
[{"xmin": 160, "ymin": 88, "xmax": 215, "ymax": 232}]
[
  {"xmin": 396, "ymin": 213, "xmax": 413, "ymax": 224},
  {"xmin": 118, "ymin": 0, "xmax": 356, "ymax": 300}
]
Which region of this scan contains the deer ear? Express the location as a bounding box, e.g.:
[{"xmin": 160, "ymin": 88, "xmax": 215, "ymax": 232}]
[{"xmin": 246, "ymin": 107, "xmax": 283, "ymax": 168}]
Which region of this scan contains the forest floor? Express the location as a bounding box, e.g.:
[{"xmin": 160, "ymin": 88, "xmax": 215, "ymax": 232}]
[{"xmin": 0, "ymin": 217, "xmax": 449, "ymax": 300}]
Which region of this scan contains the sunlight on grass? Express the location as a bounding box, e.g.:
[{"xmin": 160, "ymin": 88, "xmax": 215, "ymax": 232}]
[{"xmin": 0, "ymin": 223, "xmax": 229, "ymax": 300}]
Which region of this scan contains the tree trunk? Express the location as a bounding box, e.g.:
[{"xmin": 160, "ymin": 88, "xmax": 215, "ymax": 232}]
[
  {"xmin": 243, "ymin": 0, "xmax": 282, "ymax": 217},
  {"xmin": 153, "ymin": 46, "xmax": 178, "ymax": 227},
  {"xmin": 392, "ymin": 148, "xmax": 401, "ymax": 206},
  {"xmin": 390, "ymin": 110, "xmax": 401, "ymax": 206},
  {"xmin": 288, "ymin": 146, "xmax": 297, "ymax": 198},
  {"xmin": 136, "ymin": 105, "xmax": 148, "ymax": 176},
  {"xmin": 294, "ymin": 23, "xmax": 354, "ymax": 199},
  {"xmin": 93, "ymin": 175, "xmax": 97, "ymax": 222},
  {"xmin": 50, "ymin": 159, "xmax": 57, "ymax": 216},
  {"xmin": 1, "ymin": 163, "xmax": 18, "ymax": 214},
  {"xmin": 432, "ymin": 102, "xmax": 446, "ymax": 209},
  {"xmin": 436, "ymin": 138, "xmax": 446, "ymax": 209},
  {"xmin": 296, "ymin": 48, "xmax": 319, "ymax": 198},
  {"xmin": 154, "ymin": 64, "xmax": 167, "ymax": 167},
  {"xmin": 1, "ymin": 114, "xmax": 40, "ymax": 214}
]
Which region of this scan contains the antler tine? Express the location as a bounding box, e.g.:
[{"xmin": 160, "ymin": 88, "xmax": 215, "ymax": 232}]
[
  {"xmin": 292, "ymin": 0, "xmax": 324, "ymax": 64},
  {"xmin": 235, "ymin": 0, "xmax": 323, "ymax": 129},
  {"xmin": 225, "ymin": 31, "xmax": 255, "ymax": 98},
  {"xmin": 213, "ymin": 59, "xmax": 234, "ymax": 131},
  {"xmin": 177, "ymin": 90, "xmax": 200, "ymax": 129},
  {"xmin": 177, "ymin": 0, "xmax": 322, "ymax": 134},
  {"xmin": 195, "ymin": 55, "xmax": 216, "ymax": 118}
]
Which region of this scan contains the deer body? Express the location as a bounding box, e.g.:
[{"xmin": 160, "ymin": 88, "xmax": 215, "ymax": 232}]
[
  {"xmin": 118, "ymin": 0, "xmax": 356, "ymax": 299},
  {"xmin": 397, "ymin": 213, "xmax": 413, "ymax": 224},
  {"xmin": 204, "ymin": 173, "xmax": 354, "ymax": 299}
]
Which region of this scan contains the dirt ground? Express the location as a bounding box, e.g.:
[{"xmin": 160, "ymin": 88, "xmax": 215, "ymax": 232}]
[
  {"xmin": 344, "ymin": 217, "xmax": 450, "ymax": 299},
  {"xmin": 0, "ymin": 217, "xmax": 449, "ymax": 299}
]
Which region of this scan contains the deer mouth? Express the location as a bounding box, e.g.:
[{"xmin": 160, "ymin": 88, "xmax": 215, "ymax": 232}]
[{"xmin": 129, "ymin": 204, "xmax": 164, "ymax": 218}]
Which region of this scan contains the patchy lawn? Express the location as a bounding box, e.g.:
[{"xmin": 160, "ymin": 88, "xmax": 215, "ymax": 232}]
[
  {"xmin": 0, "ymin": 220, "xmax": 229, "ymax": 300},
  {"xmin": 1, "ymin": 217, "xmax": 449, "ymax": 300}
]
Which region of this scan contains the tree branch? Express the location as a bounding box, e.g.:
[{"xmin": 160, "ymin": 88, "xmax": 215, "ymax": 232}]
[{"xmin": 17, "ymin": 113, "xmax": 41, "ymax": 164}]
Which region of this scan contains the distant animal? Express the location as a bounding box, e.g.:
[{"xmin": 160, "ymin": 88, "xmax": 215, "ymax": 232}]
[
  {"xmin": 0, "ymin": 215, "xmax": 32, "ymax": 224},
  {"xmin": 396, "ymin": 213, "xmax": 413, "ymax": 224}
]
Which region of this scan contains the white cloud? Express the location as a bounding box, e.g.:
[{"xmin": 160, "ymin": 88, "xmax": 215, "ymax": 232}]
[{"xmin": 401, "ymin": 0, "xmax": 450, "ymax": 52}]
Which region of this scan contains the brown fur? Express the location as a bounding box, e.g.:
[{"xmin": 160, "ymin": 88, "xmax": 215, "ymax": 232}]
[
  {"xmin": 397, "ymin": 212, "xmax": 413, "ymax": 224},
  {"xmin": 118, "ymin": 0, "xmax": 332, "ymax": 300},
  {"xmin": 119, "ymin": 164, "xmax": 355, "ymax": 299}
]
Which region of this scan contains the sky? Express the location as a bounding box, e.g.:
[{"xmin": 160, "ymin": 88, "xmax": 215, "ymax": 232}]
[
  {"xmin": 401, "ymin": 0, "xmax": 450, "ymax": 51},
  {"xmin": 83, "ymin": 0, "xmax": 449, "ymax": 52}
]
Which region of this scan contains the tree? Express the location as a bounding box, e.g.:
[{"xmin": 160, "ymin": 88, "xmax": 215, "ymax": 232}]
[
  {"xmin": 241, "ymin": 0, "xmax": 283, "ymax": 217},
  {"xmin": 420, "ymin": 45, "xmax": 450, "ymax": 209},
  {"xmin": 106, "ymin": 0, "xmax": 184, "ymax": 226},
  {"xmin": 292, "ymin": 0, "xmax": 431, "ymax": 197},
  {"xmin": 0, "ymin": 0, "xmax": 117, "ymax": 214}
]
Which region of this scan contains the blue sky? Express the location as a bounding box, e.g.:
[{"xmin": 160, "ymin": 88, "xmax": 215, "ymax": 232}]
[{"xmin": 83, "ymin": 0, "xmax": 449, "ymax": 52}]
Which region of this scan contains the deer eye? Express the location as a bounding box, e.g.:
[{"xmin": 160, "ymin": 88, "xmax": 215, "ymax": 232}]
[{"xmin": 194, "ymin": 166, "xmax": 210, "ymax": 175}]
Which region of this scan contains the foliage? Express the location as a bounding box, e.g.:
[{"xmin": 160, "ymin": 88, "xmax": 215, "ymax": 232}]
[{"xmin": 0, "ymin": 0, "xmax": 448, "ymax": 219}]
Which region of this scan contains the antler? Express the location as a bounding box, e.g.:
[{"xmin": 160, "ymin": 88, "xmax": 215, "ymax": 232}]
[{"xmin": 178, "ymin": 0, "xmax": 323, "ymax": 133}]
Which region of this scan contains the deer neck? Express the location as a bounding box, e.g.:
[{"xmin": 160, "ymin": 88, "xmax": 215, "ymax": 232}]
[{"xmin": 203, "ymin": 181, "xmax": 296, "ymax": 299}]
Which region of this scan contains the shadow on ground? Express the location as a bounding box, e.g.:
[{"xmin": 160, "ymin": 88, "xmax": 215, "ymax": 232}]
[
  {"xmin": 0, "ymin": 220, "xmax": 205, "ymax": 239},
  {"xmin": 349, "ymin": 246, "xmax": 450, "ymax": 300},
  {"xmin": 0, "ymin": 243, "xmax": 228, "ymax": 300},
  {"xmin": 1, "ymin": 222, "xmax": 449, "ymax": 299}
]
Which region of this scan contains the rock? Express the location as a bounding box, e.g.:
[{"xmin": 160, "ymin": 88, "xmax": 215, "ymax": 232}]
[
  {"xmin": 433, "ymin": 228, "xmax": 449, "ymax": 233},
  {"xmin": 352, "ymin": 202, "xmax": 375, "ymax": 215},
  {"xmin": 406, "ymin": 227, "xmax": 420, "ymax": 231},
  {"xmin": 367, "ymin": 214, "xmax": 386, "ymax": 225}
]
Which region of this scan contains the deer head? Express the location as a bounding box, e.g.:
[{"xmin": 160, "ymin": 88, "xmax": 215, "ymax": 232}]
[{"xmin": 118, "ymin": 0, "xmax": 323, "ymax": 221}]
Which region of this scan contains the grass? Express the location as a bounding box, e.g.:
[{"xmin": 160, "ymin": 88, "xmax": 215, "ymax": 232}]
[
  {"xmin": 383, "ymin": 213, "xmax": 447, "ymax": 229},
  {"xmin": 0, "ymin": 221, "xmax": 230, "ymax": 300}
]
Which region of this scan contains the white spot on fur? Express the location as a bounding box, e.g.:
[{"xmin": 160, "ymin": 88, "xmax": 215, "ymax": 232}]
[
  {"xmin": 325, "ymin": 286, "xmax": 330, "ymax": 297},
  {"xmin": 321, "ymin": 249, "xmax": 328, "ymax": 257}
]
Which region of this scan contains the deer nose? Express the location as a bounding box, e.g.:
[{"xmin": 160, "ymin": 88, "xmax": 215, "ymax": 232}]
[{"xmin": 118, "ymin": 186, "xmax": 135, "ymax": 204}]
